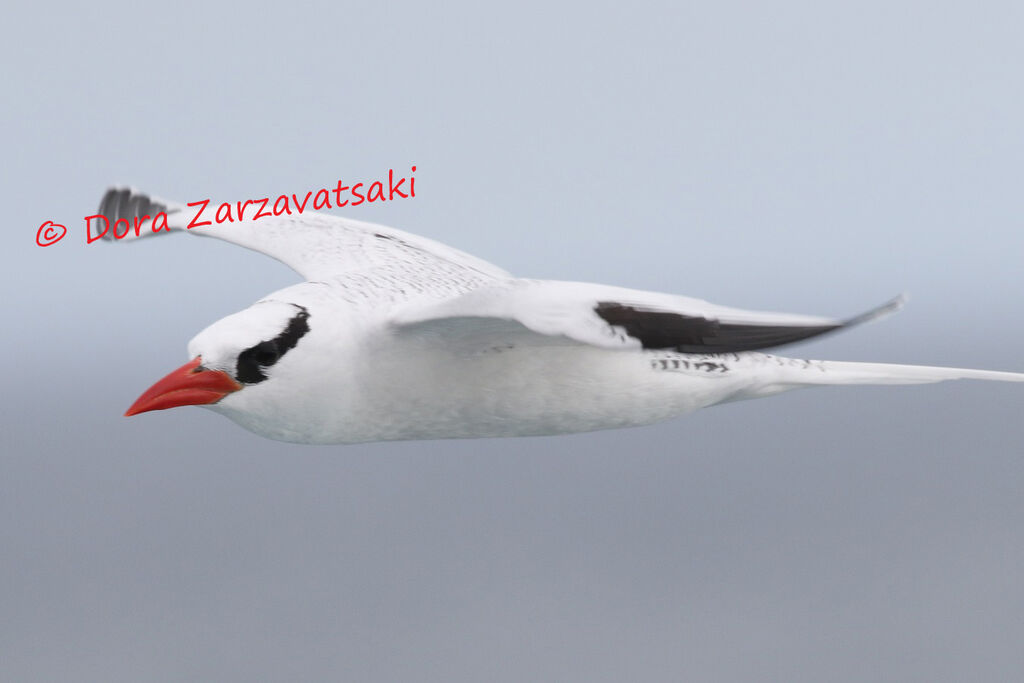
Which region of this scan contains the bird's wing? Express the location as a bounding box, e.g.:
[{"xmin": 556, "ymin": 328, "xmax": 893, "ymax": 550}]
[
  {"xmin": 391, "ymin": 279, "xmax": 904, "ymax": 353},
  {"xmin": 96, "ymin": 187, "xmax": 509, "ymax": 282}
]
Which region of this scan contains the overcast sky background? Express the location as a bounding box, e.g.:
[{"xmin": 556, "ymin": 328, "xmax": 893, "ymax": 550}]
[{"xmin": 4, "ymin": 1, "xmax": 1024, "ymax": 681}]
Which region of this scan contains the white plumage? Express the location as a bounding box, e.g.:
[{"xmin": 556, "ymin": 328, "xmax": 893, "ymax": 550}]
[{"xmin": 104, "ymin": 188, "xmax": 1024, "ymax": 444}]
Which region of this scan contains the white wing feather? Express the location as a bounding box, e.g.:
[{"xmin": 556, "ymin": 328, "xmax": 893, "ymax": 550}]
[
  {"xmin": 98, "ymin": 187, "xmax": 509, "ymax": 282},
  {"xmin": 101, "ymin": 188, "xmax": 902, "ymax": 355},
  {"xmin": 392, "ymin": 279, "xmax": 903, "ymax": 351}
]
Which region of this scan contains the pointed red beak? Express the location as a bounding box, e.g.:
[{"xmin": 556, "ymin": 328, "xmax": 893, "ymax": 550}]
[{"xmin": 125, "ymin": 357, "xmax": 242, "ymax": 417}]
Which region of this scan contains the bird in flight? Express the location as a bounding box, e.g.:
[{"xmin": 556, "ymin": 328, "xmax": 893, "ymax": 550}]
[{"xmin": 102, "ymin": 187, "xmax": 1024, "ymax": 444}]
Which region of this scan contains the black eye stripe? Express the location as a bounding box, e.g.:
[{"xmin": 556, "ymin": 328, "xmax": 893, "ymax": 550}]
[{"xmin": 236, "ymin": 306, "xmax": 311, "ymax": 384}]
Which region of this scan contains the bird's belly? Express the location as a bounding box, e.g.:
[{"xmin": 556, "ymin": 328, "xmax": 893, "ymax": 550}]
[{"xmin": 344, "ymin": 345, "xmax": 739, "ymax": 442}]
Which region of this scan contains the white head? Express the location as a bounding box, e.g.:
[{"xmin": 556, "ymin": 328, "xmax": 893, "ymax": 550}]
[
  {"xmin": 125, "ymin": 299, "xmax": 317, "ymax": 435},
  {"xmin": 187, "ymin": 300, "xmax": 312, "ymax": 383}
]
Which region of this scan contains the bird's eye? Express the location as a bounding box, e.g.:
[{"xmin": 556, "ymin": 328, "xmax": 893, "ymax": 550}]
[
  {"xmin": 236, "ymin": 340, "xmax": 282, "ymax": 384},
  {"xmin": 252, "ymin": 341, "xmax": 280, "ymax": 366},
  {"xmin": 235, "ymin": 306, "xmax": 311, "ymax": 385}
]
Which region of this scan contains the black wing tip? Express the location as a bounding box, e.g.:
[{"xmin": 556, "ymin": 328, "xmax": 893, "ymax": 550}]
[
  {"xmin": 96, "ymin": 187, "xmax": 171, "ymax": 241},
  {"xmin": 594, "ymin": 295, "xmax": 907, "ymax": 355},
  {"xmin": 842, "ymin": 294, "xmax": 907, "ymax": 327}
]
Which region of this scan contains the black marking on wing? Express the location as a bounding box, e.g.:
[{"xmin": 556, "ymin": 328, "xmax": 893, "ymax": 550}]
[
  {"xmin": 595, "ymin": 302, "xmax": 847, "ymax": 353},
  {"xmin": 650, "ymin": 357, "xmax": 729, "ymax": 373},
  {"xmin": 97, "ymin": 188, "xmax": 174, "ymax": 236},
  {"xmin": 236, "ymin": 305, "xmax": 311, "ymax": 384}
]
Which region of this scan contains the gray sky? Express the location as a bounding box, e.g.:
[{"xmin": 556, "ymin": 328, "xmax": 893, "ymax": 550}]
[{"xmin": 4, "ymin": 1, "xmax": 1024, "ymax": 681}]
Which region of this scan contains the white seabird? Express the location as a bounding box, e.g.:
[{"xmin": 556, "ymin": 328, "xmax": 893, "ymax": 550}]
[{"xmin": 101, "ymin": 188, "xmax": 1024, "ymax": 444}]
